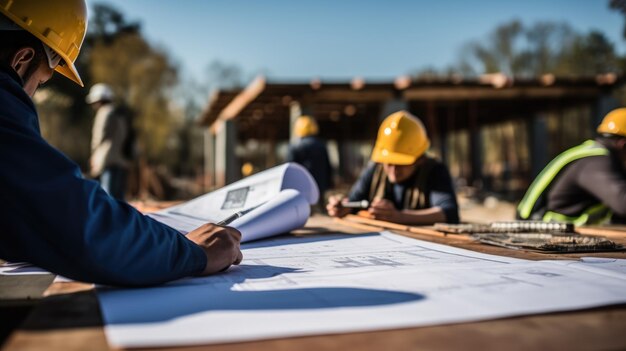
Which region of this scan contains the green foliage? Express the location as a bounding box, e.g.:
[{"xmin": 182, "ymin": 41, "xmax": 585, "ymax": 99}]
[
  {"xmin": 610, "ymin": 0, "xmax": 626, "ymax": 38},
  {"xmin": 88, "ymin": 31, "xmax": 180, "ymax": 163},
  {"xmin": 452, "ymin": 20, "xmax": 618, "ymax": 78},
  {"xmin": 35, "ymin": 3, "xmax": 183, "ymax": 170},
  {"xmin": 555, "ymin": 31, "xmax": 619, "ymax": 76}
]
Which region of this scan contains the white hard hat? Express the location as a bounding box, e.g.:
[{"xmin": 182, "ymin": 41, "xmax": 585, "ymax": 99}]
[{"xmin": 86, "ymin": 83, "xmax": 115, "ymax": 104}]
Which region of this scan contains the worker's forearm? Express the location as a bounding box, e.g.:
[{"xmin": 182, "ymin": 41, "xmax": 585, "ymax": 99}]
[{"xmin": 398, "ymin": 207, "xmax": 447, "ymax": 225}]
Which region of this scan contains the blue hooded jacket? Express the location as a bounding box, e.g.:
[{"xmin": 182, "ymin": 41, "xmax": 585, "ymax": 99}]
[{"xmin": 0, "ymin": 66, "xmax": 206, "ymax": 286}]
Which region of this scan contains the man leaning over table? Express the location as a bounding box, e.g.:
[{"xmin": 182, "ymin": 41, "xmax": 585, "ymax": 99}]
[
  {"xmin": 0, "ymin": 0, "xmax": 242, "ymax": 286},
  {"xmin": 327, "ymin": 111, "xmax": 459, "ymax": 225}
]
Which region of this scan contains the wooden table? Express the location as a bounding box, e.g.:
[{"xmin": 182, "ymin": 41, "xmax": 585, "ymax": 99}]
[{"xmin": 2, "ymin": 215, "xmax": 626, "ymax": 351}]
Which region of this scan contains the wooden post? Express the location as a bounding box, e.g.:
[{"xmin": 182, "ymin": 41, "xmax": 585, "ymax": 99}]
[
  {"xmin": 439, "ymin": 104, "xmax": 456, "ymax": 166},
  {"xmin": 215, "ymin": 119, "xmax": 238, "ymax": 187},
  {"xmin": 527, "ymin": 112, "xmax": 549, "ymax": 179},
  {"xmin": 203, "ymin": 129, "xmax": 215, "ymax": 191},
  {"xmin": 289, "ymin": 101, "xmax": 302, "ymax": 143},
  {"xmin": 469, "ymin": 101, "xmax": 482, "ymax": 188}
]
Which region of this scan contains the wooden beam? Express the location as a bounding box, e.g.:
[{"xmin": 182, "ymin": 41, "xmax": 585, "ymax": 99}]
[
  {"xmin": 403, "ymin": 87, "xmax": 601, "ymax": 101},
  {"xmin": 210, "ymin": 76, "xmax": 267, "ymax": 134},
  {"xmin": 313, "ymin": 89, "xmax": 395, "ymax": 103}
]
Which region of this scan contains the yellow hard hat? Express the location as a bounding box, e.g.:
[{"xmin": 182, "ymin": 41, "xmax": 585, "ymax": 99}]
[
  {"xmin": 293, "ymin": 115, "xmax": 319, "ymax": 137},
  {"xmin": 371, "ymin": 110, "xmax": 430, "ymax": 165},
  {"xmin": 597, "ymin": 108, "xmax": 626, "ymax": 138},
  {"xmin": 0, "ymin": 0, "xmax": 88, "ymax": 86}
]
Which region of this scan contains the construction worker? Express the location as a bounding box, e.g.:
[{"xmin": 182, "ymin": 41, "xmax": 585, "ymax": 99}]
[
  {"xmin": 86, "ymin": 83, "xmax": 131, "ymax": 200},
  {"xmin": 327, "ymin": 111, "xmax": 459, "ymax": 225},
  {"xmin": 0, "ymin": 0, "xmax": 242, "ymax": 286},
  {"xmin": 517, "ymin": 108, "xmax": 626, "ymax": 225},
  {"xmin": 287, "ymin": 115, "xmax": 333, "ymax": 203}
]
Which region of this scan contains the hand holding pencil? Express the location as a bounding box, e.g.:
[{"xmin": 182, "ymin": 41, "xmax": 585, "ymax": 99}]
[{"xmin": 326, "ymin": 195, "xmax": 369, "ymax": 218}]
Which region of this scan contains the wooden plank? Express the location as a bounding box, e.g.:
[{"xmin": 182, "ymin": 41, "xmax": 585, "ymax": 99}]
[
  {"xmin": 4, "ymin": 328, "xmax": 108, "ymax": 351},
  {"xmin": 576, "ymin": 226, "xmax": 626, "ymax": 239},
  {"xmin": 403, "ymin": 87, "xmax": 600, "ymax": 100},
  {"xmin": 312, "ymin": 90, "xmax": 394, "ymax": 103},
  {"xmin": 209, "ymin": 76, "xmax": 267, "ymax": 134},
  {"xmin": 341, "ymin": 214, "xmax": 473, "ymax": 241},
  {"xmin": 334, "ymin": 217, "xmax": 383, "ymax": 232},
  {"xmin": 0, "ymin": 275, "xmax": 54, "ymax": 301},
  {"xmin": 43, "ymin": 282, "xmax": 94, "ymax": 297}
]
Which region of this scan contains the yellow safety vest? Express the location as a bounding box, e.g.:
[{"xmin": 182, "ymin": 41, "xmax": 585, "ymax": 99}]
[{"xmin": 517, "ymin": 140, "xmax": 612, "ymax": 226}]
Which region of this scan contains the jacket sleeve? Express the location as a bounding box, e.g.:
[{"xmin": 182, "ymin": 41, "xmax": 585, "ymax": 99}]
[
  {"xmin": 0, "ymin": 118, "xmax": 207, "ymax": 286},
  {"xmin": 428, "ymin": 163, "xmax": 460, "ymax": 223},
  {"xmin": 348, "ymin": 163, "xmax": 377, "ymax": 202},
  {"xmin": 286, "ymin": 143, "xmax": 298, "ymax": 163},
  {"xmin": 576, "ymin": 155, "xmax": 626, "ymax": 217}
]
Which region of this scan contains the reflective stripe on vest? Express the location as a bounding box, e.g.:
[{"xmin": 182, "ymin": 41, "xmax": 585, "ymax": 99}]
[
  {"xmin": 542, "ymin": 203, "xmax": 612, "ymax": 227},
  {"xmin": 517, "ymin": 140, "xmax": 610, "ymax": 223}
]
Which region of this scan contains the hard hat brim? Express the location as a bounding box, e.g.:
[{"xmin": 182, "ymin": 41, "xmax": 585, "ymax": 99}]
[
  {"xmin": 0, "ymin": 6, "xmax": 85, "ymax": 87},
  {"xmin": 371, "ymin": 147, "xmax": 418, "ymax": 166},
  {"xmin": 55, "ymin": 61, "xmax": 84, "ymax": 87}
]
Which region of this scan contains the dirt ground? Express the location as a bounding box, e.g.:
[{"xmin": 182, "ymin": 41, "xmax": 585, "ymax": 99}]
[{"xmin": 458, "ymin": 196, "xmax": 517, "ymax": 223}]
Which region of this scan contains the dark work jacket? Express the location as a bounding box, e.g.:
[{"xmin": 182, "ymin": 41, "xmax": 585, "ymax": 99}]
[
  {"xmin": 517, "ymin": 140, "xmax": 626, "ymax": 224},
  {"xmin": 547, "ymin": 144, "xmax": 626, "ymax": 223},
  {"xmin": 287, "ymin": 136, "xmax": 333, "ymax": 196},
  {"xmin": 0, "ymin": 66, "xmax": 206, "ymax": 286},
  {"xmin": 348, "ymin": 160, "xmax": 460, "ymax": 223}
]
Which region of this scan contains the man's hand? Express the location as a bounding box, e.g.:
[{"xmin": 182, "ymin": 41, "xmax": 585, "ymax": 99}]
[
  {"xmin": 187, "ymin": 223, "xmax": 243, "ymax": 275},
  {"xmin": 368, "ymin": 199, "xmax": 403, "ymax": 223},
  {"xmin": 326, "ymin": 195, "xmax": 352, "ymax": 218}
]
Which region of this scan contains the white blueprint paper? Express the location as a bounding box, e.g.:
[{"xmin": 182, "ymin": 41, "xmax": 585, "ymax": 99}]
[
  {"xmin": 548, "ymin": 257, "xmax": 626, "ymax": 280},
  {"xmin": 148, "ymin": 162, "xmax": 318, "ymax": 242},
  {"xmin": 97, "ymin": 232, "xmax": 626, "ymax": 348},
  {"xmin": 0, "ymin": 262, "xmax": 50, "ymax": 275},
  {"xmin": 0, "ymin": 262, "xmax": 72, "ymax": 282}
]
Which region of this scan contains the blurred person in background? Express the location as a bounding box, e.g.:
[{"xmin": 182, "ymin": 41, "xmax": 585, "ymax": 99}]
[
  {"xmin": 86, "ymin": 83, "xmax": 130, "ymax": 200},
  {"xmin": 517, "ymin": 108, "xmax": 626, "ymax": 225},
  {"xmin": 0, "ymin": 0, "xmax": 242, "ymax": 286},
  {"xmin": 287, "ymin": 115, "xmax": 333, "ymax": 206},
  {"xmin": 327, "ymin": 111, "xmax": 459, "ymax": 225}
]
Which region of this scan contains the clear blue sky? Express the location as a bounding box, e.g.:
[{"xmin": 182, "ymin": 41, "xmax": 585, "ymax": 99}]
[{"xmin": 98, "ymin": 0, "xmax": 625, "ymax": 82}]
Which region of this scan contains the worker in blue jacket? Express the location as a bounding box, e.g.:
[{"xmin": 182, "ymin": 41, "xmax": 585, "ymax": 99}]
[{"xmin": 0, "ymin": 1, "xmax": 242, "ymax": 286}]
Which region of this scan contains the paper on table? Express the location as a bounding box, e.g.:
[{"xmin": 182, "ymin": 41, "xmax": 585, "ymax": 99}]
[
  {"xmin": 0, "ymin": 262, "xmax": 76, "ymax": 283},
  {"xmin": 578, "ymin": 257, "xmax": 626, "ymax": 275},
  {"xmin": 229, "ymin": 189, "xmax": 310, "ymax": 242},
  {"xmin": 148, "ymin": 162, "xmax": 318, "ymax": 242},
  {"xmin": 97, "ymin": 232, "xmax": 626, "ymax": 348},
  {"xmin": 548, "ymin": 257, "xmax": 626, "ymax": 280},
  {"xmin": 0, "ymin": 262, "xmax": 51, "ymax": 275}
]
